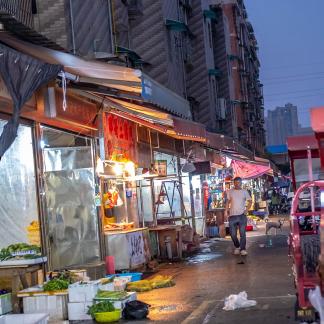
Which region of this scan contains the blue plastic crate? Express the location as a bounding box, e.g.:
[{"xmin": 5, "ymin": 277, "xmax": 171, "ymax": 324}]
[
  {"xmin": 206, "ymin": 226, "xmax": 219, "ymax": 238},
  {"xmin": 106, "ymin": 272, "xmax": 143, "ymax": 282},
  {"xmin": 118, "ymin": 272, "xmax": 142, "ymax": 282}
]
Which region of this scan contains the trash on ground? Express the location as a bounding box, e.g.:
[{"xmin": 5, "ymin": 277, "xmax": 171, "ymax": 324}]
[
  {"xmin": 223, "ymin": 291, "xmax": 257, "ymax": 311},
  {"xmin": 201, "ymin": 248, "xmax": 212, "ymax": 253}
]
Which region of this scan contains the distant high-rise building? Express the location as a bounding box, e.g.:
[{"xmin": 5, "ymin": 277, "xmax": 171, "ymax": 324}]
[{"xmin": 265, "ymin": 103, "xmax": 311, "ymax": 145}]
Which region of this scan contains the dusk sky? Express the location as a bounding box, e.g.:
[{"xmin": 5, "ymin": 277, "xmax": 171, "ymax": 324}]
[{"xmin": 244, "ymin": 0, "xmax": 324, "ymax": 126}]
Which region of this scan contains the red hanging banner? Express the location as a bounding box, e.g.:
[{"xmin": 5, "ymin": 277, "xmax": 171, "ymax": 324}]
[{"xmin": 103, "ymin": 113, "xmax": 136, "ymax": 162}]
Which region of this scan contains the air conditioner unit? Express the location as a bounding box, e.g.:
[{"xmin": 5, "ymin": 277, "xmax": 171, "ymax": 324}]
[{"xmin": 217, "ymin": 98, "xmax": 226, "ymax": 120}]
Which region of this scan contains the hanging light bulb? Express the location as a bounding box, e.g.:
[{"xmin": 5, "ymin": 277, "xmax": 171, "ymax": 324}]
[
  {"xmin": 124, "ymin": 161, "xmax": 135, "ymax": 177},
  {"xmin": 96, "ymin": 157, "xmax": 104, "ymax": 175},
  {"xmin": 113, "ymin": 163, "xmax": 124, "ymax": 176}
]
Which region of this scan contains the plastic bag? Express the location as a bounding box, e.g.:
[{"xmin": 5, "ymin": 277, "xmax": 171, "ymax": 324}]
[
  {"xmin": 123, "ymin": 300, "xmax": 150, "ymax": 320},
  {"xmin": 309, "ymin": 286, "xmax": 324, "ymax": 324},
  {"xmin": 223, "ymin": 291, "xmax": 257, "ymax": 311}
]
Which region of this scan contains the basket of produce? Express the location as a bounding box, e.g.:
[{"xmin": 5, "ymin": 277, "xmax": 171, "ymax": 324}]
[{"xmin": 88, "ymin": 301, "xmax": 121, "ymax": 323}]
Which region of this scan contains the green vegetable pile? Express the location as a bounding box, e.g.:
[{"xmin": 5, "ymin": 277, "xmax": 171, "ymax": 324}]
[
  {"xmin": 96, "ymin": 290, "xmax": 128, "ymax": 300},
  {"xmin": 0, "ymin": 243, "xmax": 41, "ymax": 261},
  {"xmin": 43, "ymin": 278, "xmax": 70, "ymax": 291},
  {"xmin": 87, "ymin": 301, "xmax": 115, "ymax": 318},
  {"xmin": 43, "ymin": 271, "xmax": 73, "ymax": 291},
  {"xmin": 126, "ymin": 275, "xmax": 175, "ymax": 292}
]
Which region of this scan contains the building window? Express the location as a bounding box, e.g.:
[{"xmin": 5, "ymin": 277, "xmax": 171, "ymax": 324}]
[
  {"xmin": 208, "ymin": 22, "xmax": 212, "ymax": 48},
  {"xmin": 32, "ymin": 0, "xmax": 37, "ymax": 14}
]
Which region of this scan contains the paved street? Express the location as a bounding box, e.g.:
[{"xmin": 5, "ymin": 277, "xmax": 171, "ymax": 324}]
[
  {"xmin": 71, "ymin": 218, "xmax": 298, "ymax": 324},
  {"xmin": 132, "ymin": 220, "xmax": 296, "ymax": 324}
]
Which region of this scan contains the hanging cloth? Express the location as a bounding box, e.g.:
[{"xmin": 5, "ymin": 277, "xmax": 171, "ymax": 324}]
[{"xmin": 0, "ymin": 43, "xmax": 62, "ymax": 158}]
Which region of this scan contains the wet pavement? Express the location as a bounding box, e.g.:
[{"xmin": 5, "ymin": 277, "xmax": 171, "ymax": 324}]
[{"xmin": 70, "ymin": 218, "xmax": 299, "ymax": 324}]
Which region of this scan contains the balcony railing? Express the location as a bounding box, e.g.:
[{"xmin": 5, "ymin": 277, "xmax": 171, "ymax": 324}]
[{"xmin": 0, "ymin": 0, "xmax": 33, "ymax": 28}]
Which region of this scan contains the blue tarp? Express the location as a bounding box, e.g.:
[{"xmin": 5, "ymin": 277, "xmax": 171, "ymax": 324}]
[{"xmin": 266, "ymin": 145, "xmax": 288, "ymax": 154}]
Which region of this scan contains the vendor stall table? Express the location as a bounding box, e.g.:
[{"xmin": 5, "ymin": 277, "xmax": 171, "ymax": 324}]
[
  {"xmin": 0, "ymin": 262, "xmax": 45, "ymax": 313},
  {"xmin": 105, "ymin": 228, "xmax": 149, "ymax": 271},
  {"xmin": 149, "ymin": 225, "xmax": 182, "ymax": 260}
]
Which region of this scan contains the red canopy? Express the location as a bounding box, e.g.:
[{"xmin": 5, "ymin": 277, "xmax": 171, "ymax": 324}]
[
  {"xmin": 311, "ymin": 107, "xmax": 324, "ymax": 133},
  {"xmin": 231, "ymin": 160, "xmax": 272, "ymax": 180}
]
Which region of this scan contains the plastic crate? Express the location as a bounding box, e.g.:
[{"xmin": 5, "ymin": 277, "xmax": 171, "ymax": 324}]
[
  {"xmin": 0, "ymin": 293, "xmax": 12, "ymax": 315},
  {"xmin": 0, "ymin": 313, "xmax": 49, "ymax": 324},
  {"xmin": 206, "ymin": 226, "xmax": 219, "ymax": 238}
]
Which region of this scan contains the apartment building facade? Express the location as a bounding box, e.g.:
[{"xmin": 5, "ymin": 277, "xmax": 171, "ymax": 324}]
[{"xmin": 2, "ymin": 0, "xmax": 265, "ymax": 153}]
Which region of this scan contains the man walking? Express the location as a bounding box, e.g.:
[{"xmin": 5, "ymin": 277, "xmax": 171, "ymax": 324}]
[{"xmin": 225, "ymin": 177, "xmax": 252, "ymax": 256}]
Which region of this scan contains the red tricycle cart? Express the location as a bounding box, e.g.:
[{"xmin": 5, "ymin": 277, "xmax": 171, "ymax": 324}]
[
  {"xmin": 288, "ymin": 107, "xmax": 324, "ymax": 322},
  {"xmin": 290, "ymin": 180, "xmax": 323, "ymax": 322}
]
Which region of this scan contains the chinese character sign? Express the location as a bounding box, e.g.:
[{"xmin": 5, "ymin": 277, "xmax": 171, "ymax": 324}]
[
  {"xmin": 104, "ymin": 113, "xmax": 136, "ymax": 162},
  {"xmin": 127, "ymin": 231, "xmax": 145, "ymax": 267}
]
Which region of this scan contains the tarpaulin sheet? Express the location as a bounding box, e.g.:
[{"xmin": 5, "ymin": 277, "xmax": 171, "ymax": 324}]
[
  {"xmin": 231, "ymin": 160, "xmax": 271, "ymax": 180},
  {"xmin": 0, "ymin": 121, "xmax": 38, "ymax": 248}
]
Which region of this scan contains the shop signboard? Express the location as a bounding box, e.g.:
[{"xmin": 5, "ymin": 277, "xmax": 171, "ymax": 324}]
[
  {"xmin": 54, "ymin": 91, "xmax": 97, "ymax": 126},
  {"xmin": 103, "ymin": 113, "xmax": 136, "ymax": 162},
  {"xmin": 127, "ymin": 231, "xmax": 145, "ymax": 267},
  {"xmin": 154, "ymin": 160, "xmax": 167, "ymax": 176}
]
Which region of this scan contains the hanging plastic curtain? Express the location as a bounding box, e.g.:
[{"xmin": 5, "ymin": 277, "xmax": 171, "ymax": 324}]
[{"xmin": 0, "ymin": 43, "xmax": 62, "ymax": 158}]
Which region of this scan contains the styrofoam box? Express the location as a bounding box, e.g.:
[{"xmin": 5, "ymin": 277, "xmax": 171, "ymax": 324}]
[
  {"xmin": 68, "ymin": 302, "xmax": 92, "ymax": 321},
  {"xmin": 98, "ymin": 282, "xmax": 114, "ymax": 292},
  {"xmin": 23, "ymin": 294, "xmax": 68, "ymax": 321},
  {"xmin": 0, "ymin": 313, "xmax": 49, "ymax": 324},
  {"xmin": 68, "ymin": 281, "xmax": 100, "ymax": 303},
  {"xmin": 0, "ymin": 293, "xmax": 12, "ymax": 315},
  {"xmin": 94, "ymin": 291, "xmax": 137, "ymax": 310}
]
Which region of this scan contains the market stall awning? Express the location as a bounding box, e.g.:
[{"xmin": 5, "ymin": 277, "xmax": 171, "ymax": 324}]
[
  {"xmin": 287, "ymin": 135, "xmax": 318, "ymax": 152},
  {"xmin": 141, "ymin": 74, "xmax": 191, "ymax": 119},
  {"xmin": 0, "ymin": 32, "xmax": 143, "ymax": 93},
  {"xmin": 167, "ymin": 117, "xmax": 206, "ymax": 142},
  {"xmin": 0, "ymin": 32, "xmax": 192, "ymax": 119},
  {"xmin": 206, "ymin": 132, "xmax": 254, "ymax": 161},
  {"xmin": 109, "ymin": 110, "xmax": 170, "ymax": 134},
  {"xmin": 231, "ymin": 160, "xmax": 272, "ymax": 180},
  {"xmin": 104, "ymin": 97, "xmax": 174, "ymax": 126},
  {"xmin": 287, "ymin": 135, "xmax": 319, "ymax": 160}
]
